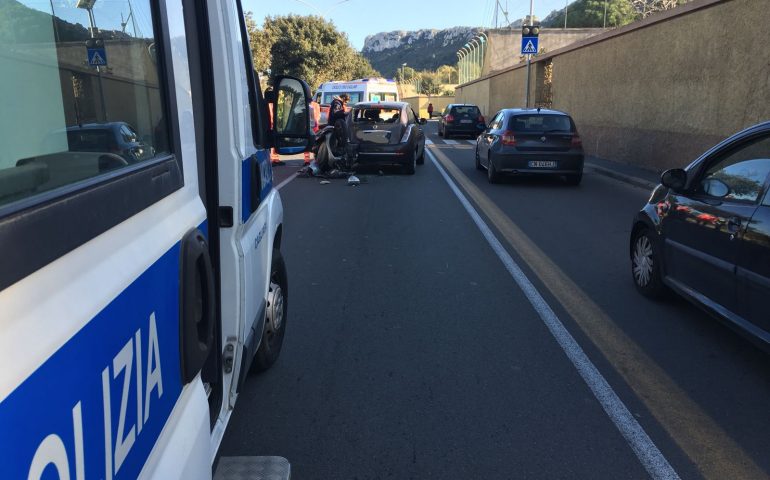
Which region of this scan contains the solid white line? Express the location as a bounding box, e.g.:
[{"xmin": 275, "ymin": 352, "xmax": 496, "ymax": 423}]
[
  {"xmin": 425, "ymin": 138, "xmax": 434, "ymax": 145},
  {"xmin": 425, "ymin": 148, "xmax": 679, "ymax": 480},
  {"xmin": 276, "ymin": 173, "xmax": 297, "ymax": 191},
  {"xmin": 442, "ymin": 139, "xmax": 459, "ymax": 145}
]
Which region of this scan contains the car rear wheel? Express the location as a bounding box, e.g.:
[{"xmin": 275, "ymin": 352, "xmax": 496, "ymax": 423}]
[
  {"xmin": 252, "ymin": 249, "xmax": 288, "ymax": 372},
  {"xmin": 438, "ymin": 125, "xmax": 444, "ymax": 137},
  {"xmin": 565, "ymin": 172, "xmax": 583, "ymax": 186},
  {"xmin": 487, "ymin": 154, "xmax": 500, "ymax": 184},
  {"xmin": 444, "ymin": 129, "xmax": 452, "ymax": 140},
  {"xmin": 631, "ymin": 228, "xmax": 667, "ymax": 299},
  {"xmin": 403, "ymin": 150, "xmax": 416, "ymax": 175}
]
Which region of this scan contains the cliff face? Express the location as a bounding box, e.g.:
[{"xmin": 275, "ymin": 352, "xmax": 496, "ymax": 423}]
[{"xmin": 362, "ymin": 27, "xmax": 481, "ymax": 76}]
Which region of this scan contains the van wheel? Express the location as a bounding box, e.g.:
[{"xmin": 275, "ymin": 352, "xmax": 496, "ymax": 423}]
[{"xmin": 252, "ymin": 249, "xmax": 288, "ymax": 372}]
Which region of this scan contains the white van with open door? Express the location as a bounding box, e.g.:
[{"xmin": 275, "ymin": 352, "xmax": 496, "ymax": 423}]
[{"xmin": 0, "ymin": 0, "xmax": 311, "ymax": 479}]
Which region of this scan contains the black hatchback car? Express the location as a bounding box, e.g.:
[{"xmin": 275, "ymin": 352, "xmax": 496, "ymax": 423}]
[
  {"xmin": 630, "ymin": 121, "xmax": 770, "ymax": 349},
  {"xmin": 438, "ymin": 104, "xmax": 485, "ymax": 139},
  {"xmin": 475, "ymin": 108, "xmax": 584, "ymax": 185}
]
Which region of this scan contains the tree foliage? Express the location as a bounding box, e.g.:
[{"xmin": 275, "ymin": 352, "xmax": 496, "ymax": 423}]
[
  {"xmin": 245, "ymin": 14, "xmax": 379, "ymax": 89},
  {"xmin": 541, "ymin": 0, "xmax": 690, "ymax": 28}
]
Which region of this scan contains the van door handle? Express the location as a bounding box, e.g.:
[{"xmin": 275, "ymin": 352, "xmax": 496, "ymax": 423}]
[{"xmin": 179, "ymin": 228, "xmax": 216, "ymax": 384}]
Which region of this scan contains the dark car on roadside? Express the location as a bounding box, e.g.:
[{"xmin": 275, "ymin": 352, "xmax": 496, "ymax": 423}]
[
  {"xmin": 475, "ymin": 108, "xmax": 584, "ymax": 185},
  {"xmin": 630, "ymin": 121, "xmax": 770, "ymax": 350},
  {"xmin": 438, "ymin": 104, "xmax": 485, "ymax": 139},
  {"xmin": 346, "ymin": 101, "xmax": 426, "ymax": 174},
  {"xmin": 44, "ymin": 122, "xmax": 155, "ymax": 164}
]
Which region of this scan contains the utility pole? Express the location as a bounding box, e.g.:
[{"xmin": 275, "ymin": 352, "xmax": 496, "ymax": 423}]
[
  {"xmin": 564, "ymin": 0, "xmax": 568, "ymax": 29},
  {"xmin": 525, "ymin": 0, "xmax": 534, "ymax": 108}
]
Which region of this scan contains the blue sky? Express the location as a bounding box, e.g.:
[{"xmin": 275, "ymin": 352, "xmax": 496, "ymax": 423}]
[{"xmin": 244, "ymin": 0, "xmax": 573, "ymax": 50}]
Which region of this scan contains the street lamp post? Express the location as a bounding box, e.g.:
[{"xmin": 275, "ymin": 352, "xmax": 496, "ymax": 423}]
[
  {"xmin": 469, "ymin": 38, "xmax": 481, "ymax": 81},
  {"xmin": 401, "ymin": 62, "xmax": 407, "ymax": 82}
]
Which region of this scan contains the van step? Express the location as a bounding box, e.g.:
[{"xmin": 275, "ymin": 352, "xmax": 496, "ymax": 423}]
[{"xmin": 214, "ymin": 456, "xmax": 290, "ymax": 480}]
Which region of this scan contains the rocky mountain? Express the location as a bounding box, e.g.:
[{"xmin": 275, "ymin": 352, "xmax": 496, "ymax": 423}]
[{"xmin": 362, "ymin": 27, "xmax": 481, "ymax": 77}]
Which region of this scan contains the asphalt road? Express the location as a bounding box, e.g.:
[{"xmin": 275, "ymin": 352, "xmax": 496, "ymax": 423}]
[{"xmin": 219, "ymin": 122, "xmax": 770, "ymax": 480}]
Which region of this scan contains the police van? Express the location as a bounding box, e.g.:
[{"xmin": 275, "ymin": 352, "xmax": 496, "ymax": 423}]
[{"xmin": 0, "ymin": 0, "xmax": 311, "ymax": 479}]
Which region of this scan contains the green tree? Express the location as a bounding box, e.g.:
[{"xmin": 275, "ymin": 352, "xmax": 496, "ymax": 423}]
[
  {"xmin": 541, "ymin": 0, "xmax": 637, "ymax": 28},
  {"xmin": 395, "ymin": 66, "xmax": 416, "ymax": 82},
  {"xmin": 246, "ymin": 14, "xmax": 379, "ymax": 89}
]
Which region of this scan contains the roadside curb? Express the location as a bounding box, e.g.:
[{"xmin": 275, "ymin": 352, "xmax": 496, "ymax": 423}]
[{"xmin": 585, "ymin": 162, "xmax": 657, "ymax": 190}]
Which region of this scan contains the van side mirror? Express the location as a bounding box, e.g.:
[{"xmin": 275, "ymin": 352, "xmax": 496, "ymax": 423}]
[
  {"xmin": 270, "ymin": 75, "xmax": 313, "ymax": 154},
  {"xmin": 661, "ymin": 168, "xmax": 687, "ymax": 191}
]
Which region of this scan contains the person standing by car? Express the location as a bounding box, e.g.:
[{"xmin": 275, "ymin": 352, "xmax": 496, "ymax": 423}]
[
  {"xmin": 329, "ymin": 93, "xmax": 350, "ymax": 147},
  {"xmin": 427, "ymin": 102, "xmax": 434, "ymax": 118}
]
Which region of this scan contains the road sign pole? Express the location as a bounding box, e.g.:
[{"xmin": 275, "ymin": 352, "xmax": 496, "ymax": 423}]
[{"xmin": 526, "ymin": 57, "xmax": 531, "ymax": 108}]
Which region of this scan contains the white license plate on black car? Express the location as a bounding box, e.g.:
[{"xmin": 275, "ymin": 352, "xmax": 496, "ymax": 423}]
[
  {"xmin": 528, "ymin": 160, "xmax": 557, "ymax": 168},
  {"xmin": 460, "ymin": 119, "xmax": 473, "ymax": 123}
]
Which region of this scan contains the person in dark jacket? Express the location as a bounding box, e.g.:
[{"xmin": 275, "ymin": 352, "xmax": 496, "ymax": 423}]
[{"xmin": 328, "ymin": 94, "xmax": 350, "ymax": 150}]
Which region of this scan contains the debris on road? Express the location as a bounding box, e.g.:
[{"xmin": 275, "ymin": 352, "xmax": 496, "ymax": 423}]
[{"xmin": 319, "ymin": 180, "xmax": 331, "ymax": 185}]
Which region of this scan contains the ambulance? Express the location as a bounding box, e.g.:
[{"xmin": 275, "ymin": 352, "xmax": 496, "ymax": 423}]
[
  {"xmin": 0, "ymin": 0, "xmax": 312, "ymax": 478},
  {"xmin": 314, "ymin": 77, "xmax": 400, "ymax": 124}
]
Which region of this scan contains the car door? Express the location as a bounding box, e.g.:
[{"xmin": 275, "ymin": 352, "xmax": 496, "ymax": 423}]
[
  {"xmin": 661, "ymin": 134, "xmax": 770, "ymax": 315},
  {"xmin": 735, "ymin": 180, "xmax": 770, "ymax": 336},
  {"xmin": 480, "ymin": 111, "xmax": 503, "ymax": 166},
  {"xmin": 410, "ymin": 108, "xmax": 425, "ymax": 153}
]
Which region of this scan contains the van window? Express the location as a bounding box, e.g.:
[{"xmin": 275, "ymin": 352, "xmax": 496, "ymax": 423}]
[
  {"xmin": 369, "ymin": 92, "xmax": 397, "ymax": 102},
  {"xmin": 0, "ymin": 0, "xmax": 170, "ymax": 208},
  {"xmin": 322, "ymin": 92, "xmax": 362, "ymax": 104}
]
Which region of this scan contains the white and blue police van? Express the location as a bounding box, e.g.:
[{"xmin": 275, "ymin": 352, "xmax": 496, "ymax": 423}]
[{"xmin": 0, "ymin": 0, "xmax": 311, "ymax": 478}]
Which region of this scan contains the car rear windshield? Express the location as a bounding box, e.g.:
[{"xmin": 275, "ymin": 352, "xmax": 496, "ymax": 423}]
[
  {"xmin": 509, "ymin": 114, "xmax": 574, "ymax": 132},
  {"xmin": 352, "ymin": 107, "xmax": 402, "ymax": 124},
  {"xmin": 451, "ymin": 106, "xmax": 481, "ymax": 116},
  {"xmin": 66, "ymin": 130, "xmax": 114, "ymax": 151}
]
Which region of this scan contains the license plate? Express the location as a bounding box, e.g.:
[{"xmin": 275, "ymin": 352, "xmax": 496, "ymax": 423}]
[
  {"xmin": 460, "ymin": 119, "xmax": 473, "ymax": 123},
  {"xmin": 528, "ymin": 160, "xmax": 557, "ymax": 168}
]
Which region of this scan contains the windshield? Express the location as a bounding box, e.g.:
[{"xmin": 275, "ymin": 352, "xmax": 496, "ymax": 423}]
[
  {"xmin": 509, "ymin": 114, "xmax": 574, "ymax": 132},
  {"xmin": 322, "ymin": 92, "xmax": 363, "ymax": 104},
  {"xmin": 352, "ymin": 107, "xmax": 401, "ymax": 123},
  {"xmin": 368, "ymin": 92, "xmax": 398, "ymax": 102}
]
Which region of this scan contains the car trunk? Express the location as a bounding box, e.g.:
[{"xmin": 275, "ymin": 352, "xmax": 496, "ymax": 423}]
[
  {"xmin": 449, "ymin": 106, "xmax": 482, "ymax": 127},
  {"xmin": 508, "ymin": 114, "xmax": 577, "ymax": 152}
]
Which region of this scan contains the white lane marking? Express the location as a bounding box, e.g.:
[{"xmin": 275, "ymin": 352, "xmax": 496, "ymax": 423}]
[
  {"xmin": 276, "ymin": 173, "xmax": 297, "ymax": 191},
  {"xmin": 425, "ymin": 138, "xmax": 434, "ymax": 145},
  {"xmin": 426, "ymin": 148, "xmax": 679, "ymax": 480},
  {"xmin": 466, "ymin": 139, "xmax": 476, "ymax": 145},
  {"xmin": 443, "ymin": 139, "xmax": 459, "ymax": 145}
]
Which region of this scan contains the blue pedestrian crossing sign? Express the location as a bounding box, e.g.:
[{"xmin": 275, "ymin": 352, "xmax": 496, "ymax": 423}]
[
  {"xmin": 521, "ymin": 36, "xmax": 539, "ymax": 55},
  {"xmin": 87, "ymin": 47, "xmax": 107, "ymax": 67}
]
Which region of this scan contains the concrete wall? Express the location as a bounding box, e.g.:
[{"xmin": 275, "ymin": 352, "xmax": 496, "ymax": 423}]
[
  {"xmin": 402, "ymin": 95, "xmax": 455, "ymax": 119},
  {"xmin": 484, "ymin": 28, "xmax": 606, "ymax": 75},
  {"xmin": 455, "ymin": 0, "xmax": 770, "ymax": 172}
]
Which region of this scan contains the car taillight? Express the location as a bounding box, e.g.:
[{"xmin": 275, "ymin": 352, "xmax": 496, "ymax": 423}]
[
  {"xmin": 445, "ymin": 114, "xmax": 454, "ymax": 122},
  {"xmin": 478, "ymin": 115, "xmax": 485, "ymax": 123},
  {"xmin": 571, "ymin": 134, "xmax": 582, "ymax": 147},
  {"xmin": 501, "ymin": 131, "xmax": 516, "ymax": 146}
]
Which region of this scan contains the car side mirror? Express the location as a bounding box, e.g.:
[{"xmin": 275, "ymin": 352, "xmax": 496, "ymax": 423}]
[
  {"xmin": 270, "ymin": 75, "xmax": 313, "ymax": 155},
  {"xmin": 661, "ymin": 168, "xmax": 687, "ymax": 191},
  {"xmin": 419, "ymin": 118, "xmax": 427, "ymax": 125}
]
